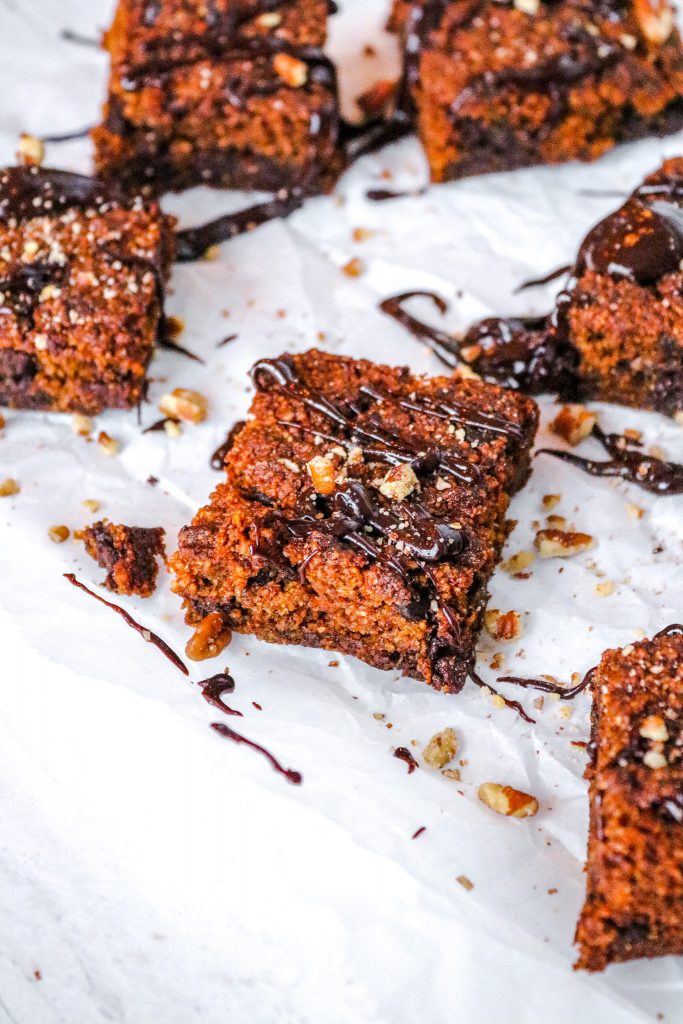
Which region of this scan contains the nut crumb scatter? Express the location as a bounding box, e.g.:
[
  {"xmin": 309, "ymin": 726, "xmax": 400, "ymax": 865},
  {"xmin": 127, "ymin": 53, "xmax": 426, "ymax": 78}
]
[
  {"xmin": 478, "ymin": 782, "xmax": 539, "ymax": 818},
  {"xmin": 422, "ymin": 727, "xmax": 458, "ymax": 768}
]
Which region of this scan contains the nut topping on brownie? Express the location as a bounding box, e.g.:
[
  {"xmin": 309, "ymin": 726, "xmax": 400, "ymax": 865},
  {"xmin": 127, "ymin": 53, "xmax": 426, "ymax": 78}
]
[{"xmin": 170, "ymin": 349, "xmax": 538, "ymax": 691}]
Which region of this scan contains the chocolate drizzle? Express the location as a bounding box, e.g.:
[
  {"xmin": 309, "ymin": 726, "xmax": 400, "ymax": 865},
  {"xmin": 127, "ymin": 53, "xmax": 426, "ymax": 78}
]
[
  {"xmin": 655, "ymin": 623, "xmax": 683, "ymax": 639},
  {"xmin": 394, "ymin": 747, "xmax": 419, "ymax": 773},
  {"xmin": 210, "ymin": 722, "xmax": 302, "ymax": 784},
  {"xmin": 378, "ymin": 290, "xmax": 577, "ymax": 395},
  {"xmin": 175, "ymin": 189, "xmax": 307, "ymax": 261},
  {"xmin": 63, "ymin": 573, "xmax": 188, "ymax": 675},
  {"xmin": 366, "ymin": 188, "xmax": 425, "ymax": 202},
  {"xmin": 199, "ymin": 670, "xmax": 242, "ymax": 716},
  {"xmin": 380, "ymin": 169, "xmax": 683, "ymax": 402},
  {"xmin": 497, "ymin": 667, "xmax": 594, "ymax": 701},
  {"xmin": 538, "ymin": 424, "xmax": 683, "ymax": 495}
]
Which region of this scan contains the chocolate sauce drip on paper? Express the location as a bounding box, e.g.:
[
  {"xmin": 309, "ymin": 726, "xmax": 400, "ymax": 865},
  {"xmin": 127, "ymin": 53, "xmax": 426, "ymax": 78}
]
[
  {"xmin": 40, "ymin": 126, "xmax": 92, "ymax": 144},
  {"xmin": 175, "ymin": 189, "xmax": 306, "ymax": 261},
  {"xmin": 539, "ymin": 424, "xmax": 683, "ymax": 495},
  {"xmin": 394, "ymin": 747, "xmax": 419, "ymax": 773},
  {"xmin": 63, "ymin": 573, "xmax": 188, "ymax": 675},
  {"xmin": 468, "ymin": 666, "xmax": 535, "ymax": 724},
  {"xmin": 210, "ymin": 722, "xmax": 302, "ymax": 784},
  {"xmin": 497, "ymin": 667, "xmax": 594, "ymax": 702},
  {"xmin": 366, "ymin": 188, "xmax": 425, "ymax": 202},
  {"xmin": 379, "ymin": 171, "xmax": 683, "ymax": 397},
  {"xmin": 199, "ymin": 670, "xmax": 242, "ymax": 716}
]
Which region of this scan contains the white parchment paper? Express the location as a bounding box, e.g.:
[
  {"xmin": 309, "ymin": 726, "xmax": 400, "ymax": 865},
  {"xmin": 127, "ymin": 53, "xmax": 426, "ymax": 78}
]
[{"xmin": 0, "ymin": 2, "xmax": 682, "ymax": 1021}]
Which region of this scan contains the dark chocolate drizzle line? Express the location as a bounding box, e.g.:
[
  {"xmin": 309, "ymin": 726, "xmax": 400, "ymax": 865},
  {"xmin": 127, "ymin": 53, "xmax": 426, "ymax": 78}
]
[
  {"xmin": 0, "ymin": 166, "xmax": 124, "ymax": 223},
  {"xmin": 654, "ymin": 623, "xmax": 683, "ymax": 639},
  {"xmin": 143, "ymin": 416, "xmax": 178, "ymax": 434},
  {"xmin": 63, "ymin": 573, "xmax": 189, "ymax": 675},
  {"xmin": 412, "ymin": 825, "xmax": 426, "ymax": 839},
  {"xmin": 382, "ymin": 170, "xmax": 683, "ymax": 397},
  {"xmin": 380, "ymin": 291, "xmax": 460, "ymax": 369},
  {"xmin": 538, "ymin": 424, "xmax": 683, "ymax": 496},
  {"xmin": 158, "ymin": 335, "xmax": 205, "ymax": 364},
  {"xmin": 60, "ymin": 29, "xmax": 100, "ymax": 47},
  {"xmin": 516, "ymin": 264, "xmax": 572, "ymax": 292},
  {"xmin": 497, "ymin": 667, "xmax": 594, "ymax": 702},
  {"xmin": 40, "ymin": 126, "xmax": 92, "ymax": 144},
  {"xmin": 468, "ymin": 666, "xmax": 535, "ymax": 724},
  {"xmin": 394, "ymin": 747, "xmax": 419, "ymax": 773},
  {"xmin": 210, "ymin": 722, "xmax": 302, "ymax": 784},
  {"xmin": 366, "ymin": 188, "xmax": 426, "ymax": 202},
  {"xmin": 217, "ymin": 333, "xmax": 238, "ymax": 348},
  {"xmin": 199, "ymin": 670, "xmax": 242, "ymax": 716},
  {"xmin": 175, "ymin": 189, "xmax": 307, "ymax": 261}
]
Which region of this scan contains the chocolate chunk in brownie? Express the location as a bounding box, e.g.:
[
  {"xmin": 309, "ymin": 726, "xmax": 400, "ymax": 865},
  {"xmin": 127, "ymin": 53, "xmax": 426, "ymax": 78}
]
[
  {"xmin": 575, "ymin": 625, "xmax": 683, "ymax": 971},
  {"xmin": 389, "ymin": 0, "xmax": 683, "ymax": 182},
  {"xmin": 170, "ymin": 349, "xmax": 538, "ymax": 692},
  {"xmin": 92, "ymin": 0, "xmax": 344, "ymax": 195},
  {"xmin": 80, "ymin": 521, "xmax": 166, "ymax": 597},
  {"xmin": 0, "ymin": 165, "xmax": 175, "ymax": 414}
]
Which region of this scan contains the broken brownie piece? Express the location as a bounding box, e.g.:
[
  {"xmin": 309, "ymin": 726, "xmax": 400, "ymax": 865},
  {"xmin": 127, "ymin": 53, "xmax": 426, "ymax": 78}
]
[
  {"xmin": 389, "ymin": 0, "xmax": 683, "ymax": 181},
  {"xmin": 92, "ymin": 0, "xmax": 343, "ymax": 195},
  {"xmin": 80, "ymin": 521, "xmax": 166, "ymax": 597},
  {"xmin": 170, "ymin": 349, "xmax": 538, "ymax": 692},
  {"xmin": 424, "ymin": 159, "xmax": 683, "ymax": 415},
  {"xmin": 0, "ymin": 165, "xmax": 175, "ymax": 414},
  {"xmin": 575, "ymin": 625, "xmax": 683, "ymax": 971}
]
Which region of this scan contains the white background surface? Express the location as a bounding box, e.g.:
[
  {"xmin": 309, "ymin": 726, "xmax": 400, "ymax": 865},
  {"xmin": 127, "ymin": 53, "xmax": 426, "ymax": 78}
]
[{"xmin": 0, "ymin": 1, "xmax": 682, "ymax": 1021}]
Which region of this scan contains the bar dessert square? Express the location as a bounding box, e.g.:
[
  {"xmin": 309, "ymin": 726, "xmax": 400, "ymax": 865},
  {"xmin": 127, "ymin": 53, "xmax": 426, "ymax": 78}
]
[
  {"xmin": 575, "ymin": 626, "xmax": 683, "ymax": 971},
  {"xmin": 170, "ymin": 349, "xmax": 538, "ymax": 691},
  {"xmin": 558, "ymin": 158, "xmax": 683, "ymax": 415},
  {"xmin": 389, "ymin": 0, "xmax": 683, "ymax": 182},
  {"xmin": 92, "ymin": 0, "xmax": 343, "ymax": 195},
  {"xmin": 0, "ymin": 165, "xmax": 175, "ymax": 414},
  {"xmin": 457, "ymin": 159, "xmax": 683, "ymax": 415}
]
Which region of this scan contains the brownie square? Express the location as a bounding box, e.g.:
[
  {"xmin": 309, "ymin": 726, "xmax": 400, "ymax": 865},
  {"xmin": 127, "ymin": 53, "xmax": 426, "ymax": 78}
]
[
  {"xmin": 170, "ymin": 350, "xmax": 538, "ymax": 692},
  {"xmin": 453, "ymin": 159, "xmax": 683, "ymax": 415},
  {"xmin": 575, "ymin": 626, "xmax": 683, "ymax": 971},
  {"xmin": 563, "ymin": 158, "xmax": 683, "ymax": 415},
  {"xmin": 92, "ymin": 0, "xmax": 343, "ymax": 195},
  {"xmin": 389, "ymin": 0, "xmax": 683, "ymax": 182},
  {"xmin": 0, "ymin": 166, "xmax": 175, "ymax": 414}
]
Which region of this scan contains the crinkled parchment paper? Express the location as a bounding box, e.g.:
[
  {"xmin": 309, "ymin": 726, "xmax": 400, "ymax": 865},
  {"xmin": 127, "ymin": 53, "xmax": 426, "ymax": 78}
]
[{"xmin": 0, "ymin": 1, "xmax": 682, "ymax": 1021}]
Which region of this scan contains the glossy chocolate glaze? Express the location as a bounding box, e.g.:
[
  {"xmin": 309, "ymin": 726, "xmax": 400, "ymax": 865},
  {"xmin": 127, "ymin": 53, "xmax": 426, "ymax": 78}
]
[
  {"xmin": 199, "ymin": 670, "xmax": 242, "ymax": 716},
  {"xmin": 539, "ymin": 424, "xmax": 683, "ymax": 495},
  {"xmin": 394, "ymin": 746, "xmax": 419, "ymax": 773},
  {"xmin": 245, "ymin": 354, "xmax": 528, "ymax": 691},
  {"xmin": 210, "ymin": 722, "xmax": 302, "ymax": 784},
  {"xmin": 380, "ymin": 171, "xmax": 683, "ymax": 404},
  {"xmin": 468, "ymin": 665, "xmax": 535, "ymax": 724},
  {"xmin": 63, "ymin": 573, "xmax": 188, "ymax": 674}
]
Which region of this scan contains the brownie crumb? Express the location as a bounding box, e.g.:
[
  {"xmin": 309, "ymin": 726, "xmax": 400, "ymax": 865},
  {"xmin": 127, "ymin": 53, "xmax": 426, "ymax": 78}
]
[{"xmin": 79, "ymin": 520, "xmax": 166, "ymax": 597}]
